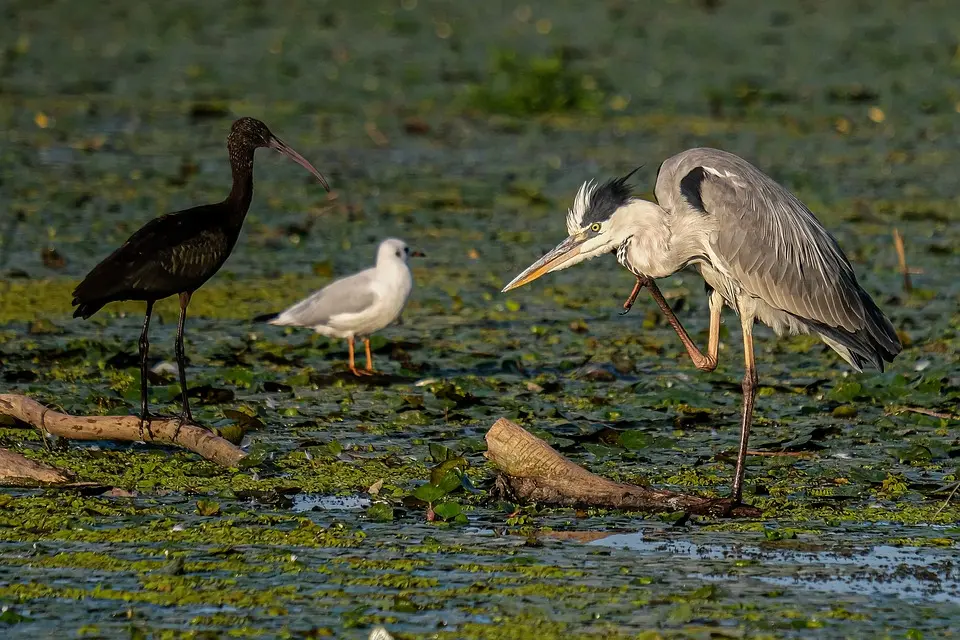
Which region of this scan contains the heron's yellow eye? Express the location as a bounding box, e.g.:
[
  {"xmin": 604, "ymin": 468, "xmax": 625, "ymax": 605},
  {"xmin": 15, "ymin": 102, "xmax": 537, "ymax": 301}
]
[{"xmin": 590, "ymin": 223, "xmax": 601, "ymax": 232}]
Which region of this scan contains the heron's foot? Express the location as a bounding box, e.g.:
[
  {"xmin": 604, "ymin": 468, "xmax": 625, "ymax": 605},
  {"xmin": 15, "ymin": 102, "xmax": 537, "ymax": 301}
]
[
  {"xmin": 364, "ymin": 367, "xmax": 382, "ymax": 376},
  {"xmin": 349, "ymin": 366, "xmax": 374, "ymax": 377},
  {"xmin": 619, "ymin": 278, "xmax": 646, "ymax": 316}
]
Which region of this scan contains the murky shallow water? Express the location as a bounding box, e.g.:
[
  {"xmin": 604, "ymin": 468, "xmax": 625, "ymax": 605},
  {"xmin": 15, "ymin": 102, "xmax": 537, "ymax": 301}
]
[{"xmin": 1, "ymin": 0, "xmax": 959, "ymax": 638}]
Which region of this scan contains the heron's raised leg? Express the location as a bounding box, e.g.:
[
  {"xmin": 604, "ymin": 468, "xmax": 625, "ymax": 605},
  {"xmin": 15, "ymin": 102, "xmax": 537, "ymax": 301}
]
[
  {"xmin": 643, "ymin": 279, "xmax": 721, "ymax": 372},
  {"xmin": 619, "ymin": 278, "xmax": 645, "ymax": 315},
  {"xmin": 732, "ymin": 315, "xmax": 758, "ymax": 504},
  {"xmin": 173, "ymin": 292, "xmax": 193, "ymax": 439},
  {"xmin": 363, "ymin": 338, "xmax": 377, "ymax": 374},
  {"xmin": 138, "ymin": 300, "xmax": 155, "ymax": 440}
]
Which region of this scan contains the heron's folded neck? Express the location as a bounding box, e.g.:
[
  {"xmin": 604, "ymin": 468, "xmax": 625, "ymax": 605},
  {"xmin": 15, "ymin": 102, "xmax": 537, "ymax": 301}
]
[{"xmin": 617, "ymin": 199, "xmax": 710, "ymax": 278}]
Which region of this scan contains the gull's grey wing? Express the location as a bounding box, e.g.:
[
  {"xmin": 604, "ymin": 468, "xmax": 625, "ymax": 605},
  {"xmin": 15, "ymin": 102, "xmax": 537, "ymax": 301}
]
[
  {"xmin": 276, "ymin": 269, "xmax": 378, "ymax": 326},
  {"xmin": 657, "ymin": 148, "xmax": 900, "ymax": 364}
]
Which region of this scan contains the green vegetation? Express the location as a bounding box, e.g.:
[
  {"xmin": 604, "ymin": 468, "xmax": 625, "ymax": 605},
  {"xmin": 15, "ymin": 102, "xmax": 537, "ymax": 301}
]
[{"xmin": 0, "ymin": 0, "xmax": 958, "ymax": 637}]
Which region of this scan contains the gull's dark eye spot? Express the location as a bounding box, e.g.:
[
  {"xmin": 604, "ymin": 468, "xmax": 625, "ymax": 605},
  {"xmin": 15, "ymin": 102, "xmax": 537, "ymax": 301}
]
[
  {"xmin": 396, "ymin": 250, "xmax": 402, "ymax": 257},
  {"xmin": 590, "ymin": 223, "xmax": 601, "ymax": 232}
]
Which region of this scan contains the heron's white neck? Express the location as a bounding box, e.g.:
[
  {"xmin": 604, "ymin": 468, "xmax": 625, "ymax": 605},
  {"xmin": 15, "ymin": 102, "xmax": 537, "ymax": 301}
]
[{"xmin": 616, "ymin": 200, "xmax": 706, "ymax": 279}]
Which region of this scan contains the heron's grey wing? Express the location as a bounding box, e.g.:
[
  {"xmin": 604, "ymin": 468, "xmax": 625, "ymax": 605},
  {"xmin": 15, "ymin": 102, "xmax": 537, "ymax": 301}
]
[
  {"xmin": 675, "ymin": 158, "xmax": 899, "ymax": 361},
  {"xmin": 277, "ymin": 270, "xmax": 378, "ymax": 326}
]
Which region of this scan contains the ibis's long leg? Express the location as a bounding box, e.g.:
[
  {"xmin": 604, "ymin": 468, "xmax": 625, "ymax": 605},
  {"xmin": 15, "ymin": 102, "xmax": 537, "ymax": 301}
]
[
  {"xmin": 626, "ymin": 277, "xmax": 721, "ymax": 372},
  {"xmin": 174, "ymin": 292, "xmax": 193, "ymax": 438},
  {"xmin": 732, "ymin": 313, "xmax": 758, "ymax": 504},
  {"xmin": 138, "ymin": 300, "xmax": 155, "ymax": 439}
]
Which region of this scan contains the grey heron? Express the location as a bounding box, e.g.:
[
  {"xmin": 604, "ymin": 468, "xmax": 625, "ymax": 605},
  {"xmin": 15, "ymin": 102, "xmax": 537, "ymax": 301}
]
[
  {"xmin": 256, "ymin": 238, "xmax": 423, "ymax": 376},
  {"xmin": 502, "ymin": 148, "xmax": 901, "ymax": 505}
]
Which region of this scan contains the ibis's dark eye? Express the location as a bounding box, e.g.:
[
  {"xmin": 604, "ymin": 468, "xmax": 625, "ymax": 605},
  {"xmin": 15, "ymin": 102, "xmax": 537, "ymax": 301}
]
[{"xmin": 590, "ymin": 223, "xmax": 601, "ymax": 232}]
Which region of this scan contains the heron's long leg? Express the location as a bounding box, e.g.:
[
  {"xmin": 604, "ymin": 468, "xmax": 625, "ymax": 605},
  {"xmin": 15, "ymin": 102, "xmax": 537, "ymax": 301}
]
[
  {"xmin": 731, "ymin": 314, "xmax": 758, "ymax": 504},
  {"xmin": 138, "ymin": 300, "xmax": 155, "ymax": 440},
  {"xmin": 174, "ymin": 292, "xmax": 193, "ymax": 429},
  {"xmin": 619, "ymin": 278, "xmax": 644, "ymax": 315},
  {"xmin": 363, "ymin": 338, "xmax": 375, "ymax": 373},
  {"xmin": 644, "ymin": 279, "xmax": 720, "ymax": 372}
]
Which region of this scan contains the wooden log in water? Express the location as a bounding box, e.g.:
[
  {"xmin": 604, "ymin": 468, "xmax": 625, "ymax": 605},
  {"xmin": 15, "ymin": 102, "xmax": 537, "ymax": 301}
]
[
  {"xmin": 0, "ymin": 394, "xmax": 245, "ymax": 468},
  {"xmin": 484, "ymin": 417, "xmax": 760, "ymax": 518}
]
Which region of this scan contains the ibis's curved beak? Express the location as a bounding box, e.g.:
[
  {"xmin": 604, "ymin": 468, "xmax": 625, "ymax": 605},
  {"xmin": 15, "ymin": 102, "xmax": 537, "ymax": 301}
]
[
  {"xmin": 269, "ymin": 136, "xmax": 331, "ymax": 192},
  {"xmin": 501, "ymin": 233, "xmax": 588, "ymax": 293}
]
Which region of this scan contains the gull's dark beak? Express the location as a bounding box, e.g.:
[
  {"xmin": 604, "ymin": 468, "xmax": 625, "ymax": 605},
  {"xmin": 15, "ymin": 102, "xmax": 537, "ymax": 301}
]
[
  {"xmin": 269, "ymin": 136, "xmax": 330, "ymax": 191},
  {"xmin": 501, "ymin": 233, "xmax": 588, "ymax": 293}
]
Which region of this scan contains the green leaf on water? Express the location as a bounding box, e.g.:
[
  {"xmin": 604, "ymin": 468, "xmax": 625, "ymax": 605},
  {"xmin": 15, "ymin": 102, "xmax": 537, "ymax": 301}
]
[
  {"xmin": 430, "ymin": 458, "xmax": 467, "ymax": 487},
  {"xmin": 429, "ymin": 443, "xmax": 454, "ymax": 462},
  {"xmin": 435, "ymin": 470, "xmax": 464, "ymax": 495},
  {"xmin": 196, "ymin": 499, "xmax": 221, "ymax": 516},
  {"xmin": 366, "ymin": 503, "xmax": 394, "ymax": 521},
  {"xmin": 432, "ymin": 501, "xmax": 462, "ymax": 520},
  {"xmin": 583, "ymin": 443, "xmax": 622, "ymax": 458},
  {"xmin": 238, "ymin": 443, "xmax": 275, "ymax": 469},
  {"xmin": 828, "ymin": 381, "xmax": 862, "ymax": 403},
  {"xmin": 412, "ymin": 484, "xmax": 447, "ymax": 503},
  {"xmin": 620, "ymin": 429, "xmax": 652, "ymax": 450}
]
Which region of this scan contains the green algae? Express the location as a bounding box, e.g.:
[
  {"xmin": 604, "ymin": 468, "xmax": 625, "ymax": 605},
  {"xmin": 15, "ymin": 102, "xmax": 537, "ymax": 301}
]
[{"xmin": 1, "ymin": 0, "xmax": 960, "ymax": 638}]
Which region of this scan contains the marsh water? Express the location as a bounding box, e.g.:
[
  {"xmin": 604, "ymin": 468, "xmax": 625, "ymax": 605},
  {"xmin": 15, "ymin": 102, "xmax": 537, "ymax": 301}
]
[{"xmin": 0, "ymin": 1, "xmax": 959, "ymax": 638}]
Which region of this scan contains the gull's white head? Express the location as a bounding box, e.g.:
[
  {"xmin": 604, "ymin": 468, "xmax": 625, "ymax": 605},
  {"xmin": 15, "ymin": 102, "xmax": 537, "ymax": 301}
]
[
  {"xmin": 501, "ymin": 168, "xmax": 645, "ymax": 292},
  {"xmin": 376, "ymin": 238, "xmax": 424, "ymax": 266}
]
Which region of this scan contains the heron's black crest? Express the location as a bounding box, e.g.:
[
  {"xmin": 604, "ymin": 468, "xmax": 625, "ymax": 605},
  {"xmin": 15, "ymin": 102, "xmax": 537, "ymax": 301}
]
[
  {"xmin": 679, "ymin": 166, "xmax": 708, "ymax": 213},
  {"xmin": 568, "ymin": 166, "xmax": 642, "ymax": 233}
]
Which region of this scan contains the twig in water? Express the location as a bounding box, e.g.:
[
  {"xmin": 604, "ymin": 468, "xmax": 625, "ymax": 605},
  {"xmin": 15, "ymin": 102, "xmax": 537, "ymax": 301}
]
[
  {"xmin": 891, "ymin": 228, "xmax": 922, "ymax": 293},
  {"xmin": 934, "ymin": 482, "xmax": 960, "ymax": 517},
  {"xmin": 891, "ymin": 406, "xmax": 959, "ymax": 421}
]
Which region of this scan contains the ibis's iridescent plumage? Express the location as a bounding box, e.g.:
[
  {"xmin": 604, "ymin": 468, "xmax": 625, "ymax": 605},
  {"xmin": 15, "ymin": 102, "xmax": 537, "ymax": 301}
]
[{"xmin": 73, "ymin": 117, "xmax": 329, "ymax": 435}]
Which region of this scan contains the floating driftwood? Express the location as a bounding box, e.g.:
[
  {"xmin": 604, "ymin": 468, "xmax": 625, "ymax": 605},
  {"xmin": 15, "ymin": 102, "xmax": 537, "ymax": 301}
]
[
  {"xmin": 484, "ymin": 418, "xmax": 760, "ymax": 518},
  {"xmin": 0, "ymin": 394, "xmax": 245, "ymax": 468},
  {"xmin": 0, "ymin": 448, "xmax": 73, "ymax": 486}
]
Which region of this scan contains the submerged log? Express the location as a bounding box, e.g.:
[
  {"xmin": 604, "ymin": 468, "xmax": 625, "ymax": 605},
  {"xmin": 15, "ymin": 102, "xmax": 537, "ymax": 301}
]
[
  {"xmin": 0, "ymin": 448, "xmax": 73, "ymax": 486},
  {"xmin": 484, "ymin": 418, "xmax": 760, "ymax": 518},
  {"xmin": 0, "ymin": 394, "xmax": 245, "ymax": 468}
]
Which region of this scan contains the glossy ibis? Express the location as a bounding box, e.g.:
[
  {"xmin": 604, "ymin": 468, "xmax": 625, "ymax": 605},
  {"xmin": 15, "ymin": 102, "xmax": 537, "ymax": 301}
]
[
  {"xmin": 72, "ymin": 117, "xmax": 330, "ymax": 436},
  {"xmin": 502, "ymin": 148, "xmax": 900, "ymax": 506},
  {"xmin": 255, "ymin": 238, "xmax": 422, "ymax": 376}
]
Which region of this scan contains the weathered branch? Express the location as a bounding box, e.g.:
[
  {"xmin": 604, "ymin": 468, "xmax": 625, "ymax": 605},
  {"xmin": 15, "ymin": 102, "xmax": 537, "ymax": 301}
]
[
  {"xmin": 0, "ymin": 394, "xmax": 245, "ymax": 468},
  {"xmin": 485, "ymin": 418, "xmax": 760, "ymax": 518},
  {"xmin": 0, "ymin": 448, "xmax": 73, "ymax": 486}
]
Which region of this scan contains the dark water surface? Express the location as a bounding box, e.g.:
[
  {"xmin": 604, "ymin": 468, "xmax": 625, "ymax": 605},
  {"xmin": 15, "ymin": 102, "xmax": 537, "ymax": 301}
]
[{"xmin": 1, "ymin": 1, "xmax": 958, "ymax": 638}]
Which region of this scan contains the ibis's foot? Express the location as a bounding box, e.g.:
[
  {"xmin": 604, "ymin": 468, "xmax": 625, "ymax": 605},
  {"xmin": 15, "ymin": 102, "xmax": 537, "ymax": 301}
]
[
  {"xmin": 703, "ymin": 496, "xmax": 761, "ymax": 518},
  {"xmin": 138, "ymin": 414, "xmax": 154, "ymax": 441},
  {"xmin": 172, "ymin": 413, "xmax": 199, "ymax": 441}
]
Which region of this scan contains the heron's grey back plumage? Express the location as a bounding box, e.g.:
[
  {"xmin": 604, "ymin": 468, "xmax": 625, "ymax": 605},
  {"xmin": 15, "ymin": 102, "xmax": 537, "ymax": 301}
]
[
  {"xmin": 273, "ymin": 270, "xmax": 379, "ymax": 327},
  {"xmin": 657, "ymin": 147, "xmax": 901, "ymax": 371}
]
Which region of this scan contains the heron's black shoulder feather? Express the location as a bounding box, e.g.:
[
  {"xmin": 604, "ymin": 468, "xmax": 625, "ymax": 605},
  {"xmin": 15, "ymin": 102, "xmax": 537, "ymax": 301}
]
[{"xmin": 678, "ymin": 167, "xmax": 708, "ymax": 213}]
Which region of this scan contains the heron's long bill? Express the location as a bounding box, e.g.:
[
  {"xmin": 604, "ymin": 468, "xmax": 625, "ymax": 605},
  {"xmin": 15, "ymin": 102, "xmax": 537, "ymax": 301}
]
[
  {"xmin": 501, "ymin": 234, "xmax": 587, "ymax": 293},
  {"xmin": 269, "ymin": 136, "xmax": 331, "ymax": 191}
]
